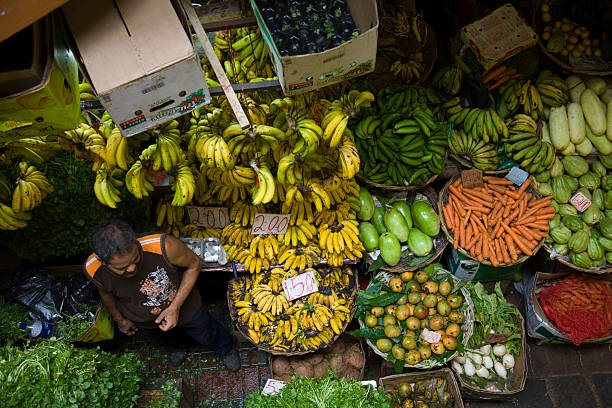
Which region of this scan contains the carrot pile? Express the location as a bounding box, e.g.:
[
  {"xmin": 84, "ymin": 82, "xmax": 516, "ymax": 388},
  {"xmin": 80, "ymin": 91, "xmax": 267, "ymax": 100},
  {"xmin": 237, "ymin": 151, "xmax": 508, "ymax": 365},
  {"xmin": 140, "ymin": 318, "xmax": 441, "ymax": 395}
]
[
  {"xmin": 441, "ymin": 176, "xmax": 555, "ymax": 266},
  {"xmin": 538, "ymin": 274, "xmax": 612, "ymax": 345},
  {"xmin": 481, "ymin": 65, "xmax": 522, "ymax": 90}
]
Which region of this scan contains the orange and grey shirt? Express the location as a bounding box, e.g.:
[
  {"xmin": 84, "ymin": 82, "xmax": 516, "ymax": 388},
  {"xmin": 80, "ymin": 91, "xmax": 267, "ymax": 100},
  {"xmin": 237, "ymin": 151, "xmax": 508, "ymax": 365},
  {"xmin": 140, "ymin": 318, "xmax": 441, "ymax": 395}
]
[{"xmin": 83, "ymin": 233, "xmax": 202, "ymax": 329}]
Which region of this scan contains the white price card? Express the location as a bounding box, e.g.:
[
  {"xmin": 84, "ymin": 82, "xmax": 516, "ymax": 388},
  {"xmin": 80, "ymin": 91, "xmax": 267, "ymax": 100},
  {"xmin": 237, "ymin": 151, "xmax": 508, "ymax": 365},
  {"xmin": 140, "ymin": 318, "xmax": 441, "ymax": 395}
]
[
  {"xmin": 361, "ymin": 380, "xmax": 378, "ymax": 388},
  {"xmin": 187, "ymin": 206, "xmax": 229, "ymax": 228},
  {"xmin": 421, "ymin": 328, "xmax": 442, "ymax": 344},
  {"xmin": 262, "ymin": 379, "xmax": 287, "ymax": 396},
  {"xmin": 251, "ymin": 213, "xmax": 290, "ymax": 235},
  {"xmin": 505, "ymin": 166, "xmax": 529, "ymax": 186},
  {"xmin": 570, "ymin": 192, "xmax": 592, "ymax": 212},
  {"xmin": 282, "ymin": 270, "xmax": 318, "ymax": 301}
]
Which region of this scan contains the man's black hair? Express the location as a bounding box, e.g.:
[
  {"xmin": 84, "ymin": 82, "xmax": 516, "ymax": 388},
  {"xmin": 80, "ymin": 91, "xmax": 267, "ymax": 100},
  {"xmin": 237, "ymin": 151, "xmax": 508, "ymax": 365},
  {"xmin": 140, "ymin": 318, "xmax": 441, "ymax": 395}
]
[{"xmin": 91, "ymin": 219, "xmax": 137, "ymax": 263}]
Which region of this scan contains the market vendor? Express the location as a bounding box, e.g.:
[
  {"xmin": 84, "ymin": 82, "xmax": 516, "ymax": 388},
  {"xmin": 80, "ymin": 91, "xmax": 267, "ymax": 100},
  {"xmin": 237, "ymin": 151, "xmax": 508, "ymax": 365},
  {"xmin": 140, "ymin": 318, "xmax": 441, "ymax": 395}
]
[{"xmin": 83, "ymin": 219, "xmax": 240, "ymax": 371}]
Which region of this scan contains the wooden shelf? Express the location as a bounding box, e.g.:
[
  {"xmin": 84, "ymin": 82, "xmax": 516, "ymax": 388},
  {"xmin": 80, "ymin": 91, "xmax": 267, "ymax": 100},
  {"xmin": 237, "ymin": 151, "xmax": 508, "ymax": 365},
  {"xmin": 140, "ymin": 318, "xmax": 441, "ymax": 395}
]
[{"xmin": 0, "ymin": 0, "xmax": 68, "ymax": 43}]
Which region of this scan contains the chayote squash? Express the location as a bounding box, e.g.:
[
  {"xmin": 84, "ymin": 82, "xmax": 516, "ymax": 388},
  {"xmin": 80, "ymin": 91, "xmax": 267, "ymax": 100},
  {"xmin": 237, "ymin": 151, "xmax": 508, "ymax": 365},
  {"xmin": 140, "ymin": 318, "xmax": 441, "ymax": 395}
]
[
  {"xmin": 588, "ymin": 237, "xmax": 605, "ymax": 260},
  {"xmin": 552, "ymin": 176, "xmax": 572, "ymax": 203},
  {"xmin": 550, "ymin": 225, "xmax": 572, "ymax": 244},
  {"xmin": 576, "ymin": 187, "xmax": 592, "ymax": 201},
  {"xmin": 568, "ymin": 230, "xmax": 590, "ymax": 252},
  {"xmin": 583, "ymin": 205, "xmax": 602, "ymax": 226},
  {"xmin": 592, "ymin": 160, "xmax": 607, "ymax": 177},
  {"xmin": 591, "ymin": 256, "xmax": 606, "ymax": 267},
  {"xmin": 562, "ymin": 215, "xmax": 584, "ymax": 232},
  {"xmin": 563, "ymin": 175, "xmax": 579, "ymax": 192},
  {"xmin": 599, "ymin": 217, "xmax": 612, "ymax": 240},
  {"xmin": 607, "ymin": 252, "xmax": 612, "ymax": 264},
  {"xmin": 553, "ymin": 243, "xmax": 569, "ymax": 255},
  {"xmin": 605, "ymin": 190, "xmax": 612, "ymax": 210},
  {"xmin": 606, "ymin": 210, "xmax": 612, "ymax": 219},
  {"xmin": 598, "ymin": 236, "xmax": 612, "ymax": 251},
  {"xmin": 578, "ymin": 171, "xmax": 600, "ymax": 190},
  {"xmin": 570, "ymin": 251, "xmax": 592, "ymax": 268},
  {"xmin": 558, "ymin": 204, "xmax": 578, "ymax": 217},
  {"xmin": 562, "ymin": 156, "xmax": 590, "ymax": 177},
  {"xmin": 535, "ymin": 171, "xmax": 551, "ymax": 183},
  {"xmin": 533, "ymin": 180, "xmax": 553, "ymax": 196},
  {"xmin": 592, "ymin": 189, "xmax": 605, "ymax": 210},
  {"xmin": 549, "ymin": 214, "xmax": 562, "ymax": 229},
  {"xmin": 602, "ymin": 175, "xmax": 612, "ymax": 191},
  {"xmin": 599, "ymin": 154, "xmax": 612, "ymax": 169},
  {"xmin": 551, "ymin": 200, "xmax": 559, "ymax": 212}
]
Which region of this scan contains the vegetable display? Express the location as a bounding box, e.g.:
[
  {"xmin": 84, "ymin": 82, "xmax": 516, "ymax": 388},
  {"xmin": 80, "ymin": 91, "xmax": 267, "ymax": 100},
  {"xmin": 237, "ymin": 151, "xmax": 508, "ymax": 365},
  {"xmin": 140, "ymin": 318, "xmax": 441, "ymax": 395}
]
[
  {"xmin": 246, "ymin": 372, "xmax": 393, "ymax": 408},
  {"xmin": 451, "ymin": 283, "xmax": 522, "ymax": 392},
  {"xmin": 255, "ymin": 0, "xmax": 359, "ymax": 56},
  {"xmin": 534, "ymin": 154, "xmax": 612, "ymax": 269},
  {"xmin": 0, "ymin": 302, "xmax": 30, "ymax": 346},
  {"xmin": 441, "ymin": 176, "xmax": 554, "ymax": 266},
  {"xmin": 351, "ymin": 265, "xmax": 472, "ymax": 371},
  {"xmin": 358, "ymin": 188, "xmax": 442, "ymax": 267},
  {"xmin": 387, "ymin": 376, "xmax": 455, "ymax": 408},
  {"xmin": 538, "ymin": 273, "xmax": 612, "ymax": 345}
]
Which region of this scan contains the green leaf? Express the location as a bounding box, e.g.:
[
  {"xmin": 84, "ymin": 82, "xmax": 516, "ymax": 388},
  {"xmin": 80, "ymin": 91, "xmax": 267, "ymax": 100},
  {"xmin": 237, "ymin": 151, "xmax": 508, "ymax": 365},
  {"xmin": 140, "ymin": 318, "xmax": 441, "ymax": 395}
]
[
  {"xmin": 356, "ymin": 292, "xmax": 403, "ymax": 307},
  {"xmin": 368, "ymin": 257, "xmax": 384, "ymax": 272},
  {"xmin": 394, "ymin": 358, "xmax": 404, "ymax": 373}
]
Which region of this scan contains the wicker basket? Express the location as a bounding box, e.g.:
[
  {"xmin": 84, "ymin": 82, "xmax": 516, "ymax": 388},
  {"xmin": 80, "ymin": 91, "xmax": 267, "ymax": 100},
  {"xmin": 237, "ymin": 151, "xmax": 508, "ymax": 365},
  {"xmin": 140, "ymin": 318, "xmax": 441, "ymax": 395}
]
[
  {"xmin": 357, "ymin": 169, "xmax": 440, "ymax": 192},
  {"xmin": 451, "ymin": 306, "xmax": 528, "ymax": 400},
  {"xmin": 227, "ymin": 269, "xmax": 359, "ymax": 356},
  {"xmin": 366, "ymin": 188, "xmax": 448, "ymax": 273},
  {"xmin": 437, "ymin": 176, "xmax": 544, "ymax": 268},
  {"xmin": 531, "ymin": 12, "xmax": 611, "ymax": 76},
  {"xmin": 379, "ymin": 368, "xmax": 465, "ymax": 408},
  {"xmin": 269, "ymin": 333, "xmax": 366, "ymax": 382},
  {"xmin": 359, "ymin": 270, "xmax": 474, "ymax": 370},
  {"xmin": 542, "ymin": 244, "xmax": 612, "ymax": 274}
]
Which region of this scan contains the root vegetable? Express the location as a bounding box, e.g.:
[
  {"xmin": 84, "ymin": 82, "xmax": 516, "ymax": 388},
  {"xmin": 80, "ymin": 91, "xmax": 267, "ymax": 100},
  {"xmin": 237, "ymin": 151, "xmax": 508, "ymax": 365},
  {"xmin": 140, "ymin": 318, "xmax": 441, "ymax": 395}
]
[
  {"xmin": 483, "ymin": 356, "xmax": 494, "ymax": 369},
  {"xmin": 313, "ymin": 361, "xmax": 330, "ymax": 378},
  {"xmin": 476, "ymin": 365, "xmax": 490, "ymax": 378},
  {"xmin": 479, "ymin": 344, "xmax": 491, "ymax": 355},
  {"xmin": 343, "ymin": 367, "xmax": 362, "ymax": 380},
  {"xmin": 294, "ymin": 362, "xmax": 314, "ymax": 378},
  {"xmin": 452, "ymin": 361, "xmax": 464, "ymax": 375},
  {"xmin": 464, "ymin": 359, "xmax": 476, "ymax": 376},
  {"xmin": 494, "ymin": 361, "xmax": 507, "ymax": 379},
  {"xmin": 329, "ymin": 355, "xmax": 344, "ymax": 373},
  {"xmin": 272, "ymin": 357, "xmax": 291, "ymax": 376},
  {"xmin": 308, "ymin": 353, "xmax": 324, "ymax": 366},
  {"xmin": 502, "ymin": 353, "xmax": 515, "ymax": 369},
  {"xmin": 493, "ymin": 344, "xmax": 506, "ymax": 357},
  {"xmin": 469, "ymin": 352, "xmax": 483, "ymax": 366},
  {"xmin": 455, "ymin": 354, "xmax": 467, "ymax": 364}
]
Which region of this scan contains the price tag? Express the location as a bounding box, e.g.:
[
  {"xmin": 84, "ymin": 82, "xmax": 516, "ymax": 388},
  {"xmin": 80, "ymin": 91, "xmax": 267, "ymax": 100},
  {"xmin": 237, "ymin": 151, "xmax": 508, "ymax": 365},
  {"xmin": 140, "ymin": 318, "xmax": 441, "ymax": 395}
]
[
  {"xmin": 361, "ymin": 380, "xmax": 378, "ymax": 388},
  {"xmin": 461, "ymin": 169, "xmax": 483, "ymax": 189},
  {"xmin": 187, "ymin": 206, "xmax": 229, "ymax": 228},
  {"xmin": 251, "ymin": 213, "xmax": 290, "ymax": 235},
  {"xmin": 420, "ymin": 328, "xmax": 442, "ymax": 344},
  {"xmin": 570, "ymin": 192, "xmax": 592, "ymax": 212},
  {"xmin": 262, "ymin": 379, "xmax": 287, "ymax": 396},
  {"xmin": 372, "ymin": 195, "xmax": 382, "ymax": 207},
  {"xmin": 282, "ymin": 270, "xmax": 318, "ymax": 301},
  {"xmin": 505, "ymin": 166, "xmax": 529, "ymax": 186}
]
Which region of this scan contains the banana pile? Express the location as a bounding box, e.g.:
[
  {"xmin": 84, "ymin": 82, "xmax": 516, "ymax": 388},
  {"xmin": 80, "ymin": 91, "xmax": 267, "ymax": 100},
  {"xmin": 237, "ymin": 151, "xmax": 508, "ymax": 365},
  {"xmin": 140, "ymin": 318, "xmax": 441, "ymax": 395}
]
[
  {"xmin": 11, "ymin": 162, "xmax": 54, "ymax": 213},
  {"xmin": 449, "ymin": 128, "xmax": 500, "ymax": 171},
  {"xmin": 498, "ymin": 76, "xmax": 569, "ymax": 120},
  {"xmin": 155, "ymin": 195, "xmax": 186, "ymax": 237},
  {"xmin": 389, "ymin": 60, "xmax": 426, "ymax": 84},
  {"xmin": 503, "ymin": 114, "xmax": 556, "ymax": 173},
  {"xmin": 431, "ymin": 64, "xmax": 463, "ymax": 95},
  {"xmin": 180, "ymin": 224, "xmax": 221, "ymax": 239},
  {"xmin": 353, "ymin": 84, "xmax": 446, "ymax": 186},
  {"xmin": 228, "ymin": 265, "xmax": 357, "ymax": 353},
  {"xmin": 93, "ymin": 165, "xmax": 124, "ymax": 209},
  {"xmin": 444, "ymin": 98, "xmax": 509, "ymax": 143}
]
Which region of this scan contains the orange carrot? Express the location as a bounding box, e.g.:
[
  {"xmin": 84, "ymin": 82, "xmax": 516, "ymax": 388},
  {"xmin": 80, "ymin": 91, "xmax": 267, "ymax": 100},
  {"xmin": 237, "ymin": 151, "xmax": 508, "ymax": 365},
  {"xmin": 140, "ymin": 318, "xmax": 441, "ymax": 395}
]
[
  {"xmin": 507, "ymin": 208, "xmax": 520, "ymax": 224},
  {"xmin": 487, "ymin": 183, "xmax": 509, "ymax": 194},
  {"xmin": 443, "ymin": 204, "xmax": 454, "ymax": 230},
  {"xmin": 516, "ymin": 225, "xmax": 538, "ymax": 241},
  {"xmin": 464, "ymin": 231, "xmax": 479, "ymax": 251},
  {"xmin": 506, "ymin": 189, "xmax": 521, "ymax": 200},
  {"xmin": 502, "ymin": 204, "xmax": 512, "ymax": 218},
  {"xmin": 501, "ymin": 222, "xmax": 532, "ymax": 256},
  {"xmin": 517, "ymin": 177, "xmax": 532, "ymax": 195},
  {"xmin": 505, "ymin": 234, "xmax": 518, "ymax": 262},
  {"xmin": 464, "ymin": 188, "xmax": 494, "ymax": 203},
  {"xmin": 499, "ymin": 239, "xmax": 511, "ymax": 264},
  {"xmin": 482, "ymin": 232, "xmax": 490, "ymax": 260},
  {"xmin": 489, "ymin": 240, "xmax": 499, "ymax": 267},
  {"xmin": 484, "ymin": 177, "xmax": 513, "ymax": 185},
  {"xmin": 515, "ymin": 215, "xmax": 538, "ymax": 225},
  {"xmin": 449, "ymin": 185, "xmax": 471, "ymax": 206},
  {"xmin": 536, "ymin": 213, "xmax": 556, "ymax": 221},
  {"xmin": 528, "ymin": 196, "xmax": 554, "ymax": 209},
  {"xmin": 464, "ymin": 205, "xmax": 490, "ymax": 213},
  {"xmin": 482, "ymin": 214, "xmax": 489, "ymax": 231},
  {"xmin": 471, "ymin": 214, "xmax": 486, "ymax": 233},
  {"xmin": 463, "ymin": 191, "xmax": 494, "ymax": 208}
]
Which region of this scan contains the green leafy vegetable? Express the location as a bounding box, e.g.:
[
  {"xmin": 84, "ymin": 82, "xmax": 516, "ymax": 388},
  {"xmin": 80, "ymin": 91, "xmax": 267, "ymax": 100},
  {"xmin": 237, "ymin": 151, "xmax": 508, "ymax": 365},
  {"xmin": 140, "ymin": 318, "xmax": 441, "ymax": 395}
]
[
  {"xmin": 0, "ymin": 302, "xmax": 30, "ymax": 346},
  {"xmin": 245, "ymin": 371, "xmax": 392, "ymax": 408}
]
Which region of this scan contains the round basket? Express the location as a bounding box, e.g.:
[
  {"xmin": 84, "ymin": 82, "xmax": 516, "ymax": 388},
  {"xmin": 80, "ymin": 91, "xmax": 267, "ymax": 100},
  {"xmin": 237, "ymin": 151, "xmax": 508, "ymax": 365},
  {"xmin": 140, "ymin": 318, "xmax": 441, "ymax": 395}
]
[
  {"xmin": 356, "ymin": 170, "xmax": 440, "ymax": 192},
  {"xmin": 227, "ymin": 268, "xmax": 359, "ymax": 356},
  {"xmin": 449, "ymin": 152, "xmax": 512, "ymax": 176},
  {"xmin": 437, "ymin": 176, "xmax": 544, "ymax": 267},
  {"xmin": 542, "ymin": 244, "xmax": 612, "ymax": 274},
  {"xmin": 531, "ymin": 13, "xmax": 611, "ymax": 76},
  {"xmin": 365, "ymin": 188, "xmax": 448, "ymax": 273},
  {"xmin": 359, "ymin": 270, "xmax": 475, "ymax": 370}
]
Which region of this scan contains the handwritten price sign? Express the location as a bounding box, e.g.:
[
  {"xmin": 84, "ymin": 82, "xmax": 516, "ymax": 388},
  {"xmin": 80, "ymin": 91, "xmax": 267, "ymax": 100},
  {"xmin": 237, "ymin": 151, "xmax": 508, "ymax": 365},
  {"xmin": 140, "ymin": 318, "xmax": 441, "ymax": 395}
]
[
  {"xmin": 251, "ymin": 213, "xmax": 290, "ymax": 235},
  {"xmin": 282, "ymin": 270, "xmax": 318, "ymax": 301},
  {"xmin": 261, "ymin": 379, "xmax": 287, "ymax": 396},
  {"xmin": 421, "ymin": 328, "xmax": 442, "ymax": 344},
  {"xmin": 187, "ymin": 206, "xmax": 229, "ymax": 228},
  {"xmin": 570, "ymin": 192, "xmax": 592, "ymax": 212}
]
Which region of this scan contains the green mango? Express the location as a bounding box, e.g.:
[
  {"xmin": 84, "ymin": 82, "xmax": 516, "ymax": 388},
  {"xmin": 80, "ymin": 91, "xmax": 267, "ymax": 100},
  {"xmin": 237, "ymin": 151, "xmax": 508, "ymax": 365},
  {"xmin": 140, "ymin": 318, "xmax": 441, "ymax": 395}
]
[
  {"xmin": 371, "ymin": 207, "xmax": 387, "ymax": 235},
  {"xmin": 358, "ymin": 187, "xmax": 375, "ymax": 221},
  {"xmin": 408, "ymin": 228, "xmax": 433, "ymax": 257},
  {"xmin": 379, "ymin": 232, "xmax": 401, "ymax": 266},
  {"xmin": 391, "ymin": 200, "xmax": 413, "ymax": 229},
  {"xmin": 384, "ymin": 208, "xmax": 410, "ymax": 242},
  {"xmin": 411, "ymin": 199, "xmax": 440, "ymax": 237},
  {"xmin": 358, "ymin": 222, "xmax": 379, "ymax": 252}
]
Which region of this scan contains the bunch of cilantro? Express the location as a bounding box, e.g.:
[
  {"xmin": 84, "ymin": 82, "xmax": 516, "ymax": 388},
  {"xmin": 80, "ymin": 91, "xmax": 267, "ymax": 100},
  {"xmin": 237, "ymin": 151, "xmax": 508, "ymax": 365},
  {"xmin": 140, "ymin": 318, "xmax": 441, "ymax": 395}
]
[
  {"xmin": 246, "ymin": 371, "xmax": 392, "ymax": 408},
  {"xmin": 467, "ymin": 282, "xmax": 522, "ymax": 356},
  {"xmin": 0, "ymin": 302, "xmax": 30, "ymax": 346}
]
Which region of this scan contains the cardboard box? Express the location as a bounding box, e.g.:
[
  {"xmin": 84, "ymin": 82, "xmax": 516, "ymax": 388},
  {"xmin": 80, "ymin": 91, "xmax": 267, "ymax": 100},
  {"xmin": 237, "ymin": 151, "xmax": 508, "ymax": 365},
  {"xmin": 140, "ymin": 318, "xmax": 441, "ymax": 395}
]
[
  {"xmin": 62, "ymin": 0, "xmax": 210, "ymax": 137},
  {"xmin": 460, "ymin": 3, "xmax": 537, "ymax": 71},
  {"xmin": 251, "ymin": 0, "xmax": 378, "ymax": 96},
  {"xmin": 75, "ymin": 302, "xmax": 114, "ymax": 342},
  {"xmin": 0, "ymin": 14, "xmax": 81, "ymax": 139}
]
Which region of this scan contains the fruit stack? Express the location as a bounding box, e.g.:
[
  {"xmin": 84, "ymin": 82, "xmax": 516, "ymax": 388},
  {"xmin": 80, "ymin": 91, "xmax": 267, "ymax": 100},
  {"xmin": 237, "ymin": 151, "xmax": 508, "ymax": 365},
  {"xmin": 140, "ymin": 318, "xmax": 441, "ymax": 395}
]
[
  {"xmin": 354, "ymin": 267, "xmax": 473, "ymax": 369},
  {"xmin": 228, "ymin": 265, "xmax": 357, "ymax": 353}
]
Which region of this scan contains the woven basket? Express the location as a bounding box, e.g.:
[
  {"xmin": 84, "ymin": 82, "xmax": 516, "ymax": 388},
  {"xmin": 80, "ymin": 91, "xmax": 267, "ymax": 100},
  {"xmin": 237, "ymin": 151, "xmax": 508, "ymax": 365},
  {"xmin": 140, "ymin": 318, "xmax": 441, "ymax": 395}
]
[
  {"xmin": 227, "ymin": 269, "xmax": 359, "ymax": 356},
  {"xmin": 451, "ymin": 305, "xmax": 528, "ymax": 400},
  {"xmin": 379, "ymin": 368, "xmax": 465, "ymax": 408},
  {"xmin": 359, "ymin": 270, "xmax": 475, "ymax": 370},
  {"xmin": 366, "ymin": 188, "xmax": 448, "ymax": 273},
  {"xmin": 530, "ymin": 13, "xmax": 611, "ymax": 76},
  {"xmin": 437, "ymin": 176, "xmax": 544, "ymax": 268},
  {"xmin": 357, "ymin": 169, "xmax": 440, "ymax": 192},
  {"xmin": 542, "ymin": 244, "xmax": 612, "ymax": 274}
]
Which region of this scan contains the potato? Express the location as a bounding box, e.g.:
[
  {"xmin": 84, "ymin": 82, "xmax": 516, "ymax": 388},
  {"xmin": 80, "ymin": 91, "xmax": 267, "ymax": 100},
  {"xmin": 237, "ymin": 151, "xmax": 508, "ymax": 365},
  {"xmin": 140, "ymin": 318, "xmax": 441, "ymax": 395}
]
[
  {"xmin": 345, "ymin": 344, "xmax": 366, "ymax": 369},
  {"xmin": 294, "ymin": 362, "xmax": 314, "ymax": 378},
  {"xmin": 343, "ymin": 367, "xmax": 362, "ymax": 381},
  {"xmin": 313, "ymin": 361, "xmax": 331, "ymax": 378},
  {"xmin": 272, "ymin": 357, "xmax": 291, "ymax": 376},
  {"xmin": 327, "ymin": 339, "xmax": 346, "ymax": 356},
  {"xmin": 308, "ymin": 353, "xmax": 325, "ymax": 366},
  {"xmin": 329, "ymin": 355, "xmax": 344, "ymax": 374}
]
